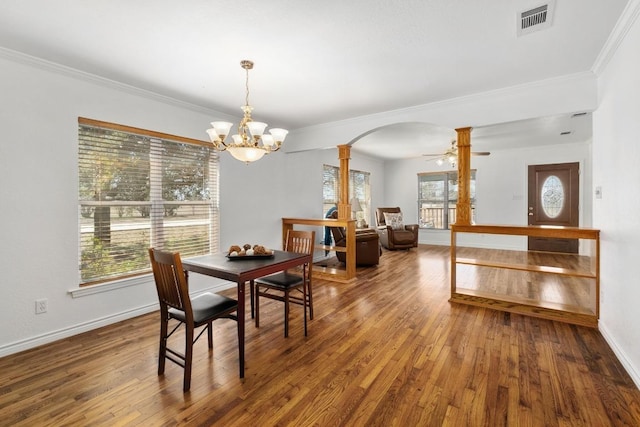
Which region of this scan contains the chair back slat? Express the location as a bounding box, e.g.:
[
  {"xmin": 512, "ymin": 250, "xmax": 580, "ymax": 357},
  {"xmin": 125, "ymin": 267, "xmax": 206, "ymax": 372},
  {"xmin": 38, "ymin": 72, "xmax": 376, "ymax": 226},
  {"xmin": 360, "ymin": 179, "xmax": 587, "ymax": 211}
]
[
  {"xmin": 285, "ymin": 230, "xmax": 315, "ymax": 256},
  {"xmin": 149, "ymin": 248, "xmax": 192, "ymax": 315}
]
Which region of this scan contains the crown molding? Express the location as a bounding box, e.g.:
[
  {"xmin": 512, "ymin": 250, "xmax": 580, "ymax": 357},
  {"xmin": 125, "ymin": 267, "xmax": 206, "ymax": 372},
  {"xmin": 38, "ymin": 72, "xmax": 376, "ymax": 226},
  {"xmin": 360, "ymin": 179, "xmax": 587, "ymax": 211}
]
[
  {"xmin": 0, "ymin": 46, "xmax": 220, "ymax": 116},
  {"xmin": 592, "ymin": 0, "xmax": 640, "ymax": 75},
  {"xmin": 291, "ymin": 71, "xmax": 596, "ymax": 134}
]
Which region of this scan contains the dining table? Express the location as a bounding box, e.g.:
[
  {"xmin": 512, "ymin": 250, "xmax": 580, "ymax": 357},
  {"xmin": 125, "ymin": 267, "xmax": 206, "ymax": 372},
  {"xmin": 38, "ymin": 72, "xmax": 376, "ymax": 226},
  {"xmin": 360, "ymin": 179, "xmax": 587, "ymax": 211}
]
[{"xmin": 181, "ymin": 250, "xmax": 312, "ymax": 379}]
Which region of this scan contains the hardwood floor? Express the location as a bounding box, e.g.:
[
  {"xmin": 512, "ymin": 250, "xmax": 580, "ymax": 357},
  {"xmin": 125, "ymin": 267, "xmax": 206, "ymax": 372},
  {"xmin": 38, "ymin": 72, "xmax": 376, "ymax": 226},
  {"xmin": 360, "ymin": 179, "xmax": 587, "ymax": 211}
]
[
  {"xmin": 454, "ymin": 248, "xmax": 597, "ymax": 315},
  {"xmin": 1, "ymin": 245, "xmax": 639, "ymax": 426}
]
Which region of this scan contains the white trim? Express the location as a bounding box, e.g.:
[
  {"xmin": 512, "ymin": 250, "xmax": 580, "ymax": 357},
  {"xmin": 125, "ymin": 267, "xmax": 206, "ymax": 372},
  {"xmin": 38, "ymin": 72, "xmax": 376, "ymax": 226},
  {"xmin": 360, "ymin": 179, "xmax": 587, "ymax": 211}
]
[
  {"xmin": 592, "ymin": 0, "xmax": 640, "ymax": 75},
  {"xmin": 69, "ymin": 274, "xmax": 154, "ymax": 298},
  {"xmin": 0, "ymin": 46, "xmax": 230, "ymax": 119},
  {"xmin": 4, "ymin": 281, "xmax": 236, "ymax": 358},
  {"xmin": 599, "ymin": 321, "xmax": 640, "ymax": 389},
  {"xmin": 287, "ymin": 71, "xmax": 596, "ymax": 137},
  {"xmin": 69, "ymin": 273, "xmax": 235, "ymax": 298},
  {"xmin": 0, "ymin": 304, "xmax": 157, "ymax": 358}
]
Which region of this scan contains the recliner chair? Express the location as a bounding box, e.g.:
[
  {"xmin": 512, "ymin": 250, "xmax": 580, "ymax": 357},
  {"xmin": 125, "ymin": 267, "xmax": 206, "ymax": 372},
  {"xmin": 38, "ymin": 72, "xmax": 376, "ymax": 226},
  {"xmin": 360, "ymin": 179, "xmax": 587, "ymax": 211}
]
[
  {"xmin": 375, "ymin": 207, "xmax": 419, "ymax": 250},
  {"xmin": 330, "ymin": 225, "xmax": 381, "ymax": 266}
]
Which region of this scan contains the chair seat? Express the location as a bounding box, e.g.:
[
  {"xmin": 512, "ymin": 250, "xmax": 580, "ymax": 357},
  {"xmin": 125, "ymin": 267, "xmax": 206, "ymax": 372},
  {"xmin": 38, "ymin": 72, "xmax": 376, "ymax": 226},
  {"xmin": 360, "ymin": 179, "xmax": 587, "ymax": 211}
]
[
  {"xmin": 254, "ymin": 229, "xmax": 314, "ymax": 338},
  {"xmin": 256, "ymin": 272, "xmax": 303, "ymax": 290},
  {"xmin": 169, "ymin": 292, "xmax": 237, "ymax": 324}
]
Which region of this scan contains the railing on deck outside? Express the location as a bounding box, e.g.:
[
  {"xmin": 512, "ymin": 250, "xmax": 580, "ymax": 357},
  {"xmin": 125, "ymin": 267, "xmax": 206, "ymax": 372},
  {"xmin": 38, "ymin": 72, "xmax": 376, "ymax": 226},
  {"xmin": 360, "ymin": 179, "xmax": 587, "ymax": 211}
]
[{"xmin": 419, "ymin": 207, "xmax": 475, "ymax": 229}]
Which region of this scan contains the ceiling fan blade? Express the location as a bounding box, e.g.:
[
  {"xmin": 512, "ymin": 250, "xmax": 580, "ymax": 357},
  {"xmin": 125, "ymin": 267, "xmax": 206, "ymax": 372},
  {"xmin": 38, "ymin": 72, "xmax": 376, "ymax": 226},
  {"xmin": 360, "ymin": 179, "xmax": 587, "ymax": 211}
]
[
  {"xmin": 422, "ymin": 153, "xmax": 443, "ymax": 157},
  {"xmin": 471, "ymin": 151, "xmax": 491, "ymax": 156}
]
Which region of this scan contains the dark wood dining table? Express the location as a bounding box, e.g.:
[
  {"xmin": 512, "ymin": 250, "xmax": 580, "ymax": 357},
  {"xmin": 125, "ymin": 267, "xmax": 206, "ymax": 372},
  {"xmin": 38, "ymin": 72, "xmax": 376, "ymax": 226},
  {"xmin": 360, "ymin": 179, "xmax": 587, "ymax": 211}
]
[{"xmin": 181, "ymin": 250, "xmax": 312, "ymax": 379}]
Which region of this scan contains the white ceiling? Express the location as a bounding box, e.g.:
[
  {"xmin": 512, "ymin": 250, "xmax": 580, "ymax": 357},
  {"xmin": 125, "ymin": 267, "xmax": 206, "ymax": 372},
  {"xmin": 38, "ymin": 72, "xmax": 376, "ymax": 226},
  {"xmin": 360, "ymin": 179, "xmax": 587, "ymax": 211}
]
[
  {"xmin": 0, "ymin": 0, "xmax": 627, "ymax": 158},
  {"xmin": 352, "ymin": 112, "xmax": 593, "ymax": 160}
]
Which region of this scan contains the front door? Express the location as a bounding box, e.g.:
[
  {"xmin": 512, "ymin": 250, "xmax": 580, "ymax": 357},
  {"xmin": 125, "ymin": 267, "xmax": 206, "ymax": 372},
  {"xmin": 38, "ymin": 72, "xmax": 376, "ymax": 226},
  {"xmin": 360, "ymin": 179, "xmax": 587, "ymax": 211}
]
[{"xmin": 527, "ymin": 162, "xmax": 579, "ymax": 253}]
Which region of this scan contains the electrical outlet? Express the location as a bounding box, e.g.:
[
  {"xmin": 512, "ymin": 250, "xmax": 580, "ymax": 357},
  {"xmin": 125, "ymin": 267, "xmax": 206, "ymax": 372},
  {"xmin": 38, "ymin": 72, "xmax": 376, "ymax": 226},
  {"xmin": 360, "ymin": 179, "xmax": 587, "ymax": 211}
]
[{"xmin": 35, "ymin": 298, "xmax": 48, "ymax": 314}]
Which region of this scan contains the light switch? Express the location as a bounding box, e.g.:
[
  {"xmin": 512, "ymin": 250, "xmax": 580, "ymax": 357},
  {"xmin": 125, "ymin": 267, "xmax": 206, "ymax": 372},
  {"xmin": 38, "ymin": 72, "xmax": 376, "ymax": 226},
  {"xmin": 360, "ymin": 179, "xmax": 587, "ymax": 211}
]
[{"xmin": 595, "ymin": 186, "xmax": 602, "ymax": 199}]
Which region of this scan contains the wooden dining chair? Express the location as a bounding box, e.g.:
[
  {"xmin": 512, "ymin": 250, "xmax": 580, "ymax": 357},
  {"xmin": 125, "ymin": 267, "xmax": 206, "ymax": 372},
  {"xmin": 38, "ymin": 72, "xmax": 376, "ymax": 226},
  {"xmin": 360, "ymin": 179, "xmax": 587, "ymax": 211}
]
[
  {"xmin": 148, "ymin": 248, "xmax": 238, "ymax": 392},
  {"xmin": 254, "ymin": 230, "xmax": 315, "ymax": 337}
]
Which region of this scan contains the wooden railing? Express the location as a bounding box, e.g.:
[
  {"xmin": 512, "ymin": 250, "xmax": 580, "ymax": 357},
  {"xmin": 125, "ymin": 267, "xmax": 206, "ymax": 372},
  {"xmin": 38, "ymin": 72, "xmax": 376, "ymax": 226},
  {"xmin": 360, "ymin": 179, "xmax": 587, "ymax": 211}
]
[
  {"xmin": 282, "ymin": 217, "xmax": 357, "ymax": 283},
  {"xmin": 450, "ymin": 224, "xmax": 600, "ymax": 328}
]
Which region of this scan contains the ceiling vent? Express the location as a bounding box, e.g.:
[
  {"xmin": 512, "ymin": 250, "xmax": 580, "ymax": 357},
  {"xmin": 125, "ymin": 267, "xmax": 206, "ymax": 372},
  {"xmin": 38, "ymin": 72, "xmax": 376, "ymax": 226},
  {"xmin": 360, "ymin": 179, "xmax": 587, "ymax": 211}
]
[{"xmin": 517, "ymin": 1, "xmax": 555, "ymax": 36}]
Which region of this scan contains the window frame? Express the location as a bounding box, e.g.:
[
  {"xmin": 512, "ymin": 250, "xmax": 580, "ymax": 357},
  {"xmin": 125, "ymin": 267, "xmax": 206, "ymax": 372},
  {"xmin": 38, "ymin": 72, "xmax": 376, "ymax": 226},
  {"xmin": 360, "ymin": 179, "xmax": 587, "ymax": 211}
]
[
  {"xmin": 417, "ymin": 170, "xmax": 476, "ymax": 230},
  {"xmin": 78, "ymin": 117, "xmax": 219, "ymax": 286}
]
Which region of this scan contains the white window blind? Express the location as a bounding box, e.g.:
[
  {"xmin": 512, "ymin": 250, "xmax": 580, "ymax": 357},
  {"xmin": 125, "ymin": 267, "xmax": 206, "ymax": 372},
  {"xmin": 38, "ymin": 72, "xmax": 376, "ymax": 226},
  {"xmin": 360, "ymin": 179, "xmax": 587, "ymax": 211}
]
[
  {"xmin": 78, "ymin": 118, "xmax": 219, "ymax": 285},
  {"xmin": 322, "ymin": 164, "xmax": 371, "ymax": 220},
  {"xmin": 322, "ymin": 164, "xmax": 340, "ymax": 213}
]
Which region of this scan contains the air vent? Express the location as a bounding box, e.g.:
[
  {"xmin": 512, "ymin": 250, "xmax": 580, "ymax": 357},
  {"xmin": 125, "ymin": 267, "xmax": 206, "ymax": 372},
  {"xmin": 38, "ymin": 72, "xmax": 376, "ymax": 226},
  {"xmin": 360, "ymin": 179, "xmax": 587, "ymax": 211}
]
[{"xmin": 517, "ymin": 1, "xmax": 555, "ymax": 36}]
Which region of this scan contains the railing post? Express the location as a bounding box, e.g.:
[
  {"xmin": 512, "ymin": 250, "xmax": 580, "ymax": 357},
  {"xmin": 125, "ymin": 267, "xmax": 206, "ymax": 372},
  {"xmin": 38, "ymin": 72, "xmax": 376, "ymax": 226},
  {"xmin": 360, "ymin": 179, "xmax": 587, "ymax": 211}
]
[
  {"xmin": 455, "ymin": 127, "xmax": 472, "ymax": 226},
  {"xmin": 337, "ymin": 145, "xmax": 356, "ymax": 279},
  {"xmin": 337, "ymin": 145, "xmax": 351, "ymax": 220}
]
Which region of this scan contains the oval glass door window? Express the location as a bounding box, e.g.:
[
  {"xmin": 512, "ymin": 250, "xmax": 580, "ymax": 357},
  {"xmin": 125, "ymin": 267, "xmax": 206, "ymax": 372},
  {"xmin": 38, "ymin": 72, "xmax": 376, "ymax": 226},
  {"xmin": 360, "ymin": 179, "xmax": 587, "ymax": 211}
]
[{"xmin": 541, "ymin": 175, "xmax": 564, "ymax": 218}]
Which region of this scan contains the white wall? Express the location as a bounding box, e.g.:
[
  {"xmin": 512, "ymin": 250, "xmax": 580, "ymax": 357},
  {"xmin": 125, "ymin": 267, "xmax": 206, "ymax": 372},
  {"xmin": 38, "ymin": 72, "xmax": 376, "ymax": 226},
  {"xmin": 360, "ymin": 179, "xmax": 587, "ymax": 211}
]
[
  {"xmin": 286, "ymin": 72, "xmax": 599, "ymax": 154},
  {"xmin": 0, "ymin": 51, "xmax": 386, "ymax": 356},
  {"xmin": 221, "ymin": 147, "xmax": 386, "ymax": 251},
  {"xmin": 593, "ymin": 2, "xmax": 640, "ymax": 387},
  {"xmin": 383, "ymin": 141, "xmax": 592, "ymax": 249},
  {"xmin": 0, "ymin": 49, "xmax": 601, "ymax": 355},
  {"xmin": 2, "ymin": 11, "xmax": 639, "ymax": 390},
  {"xmin": 0, "ymin": 51, "xmax": 290, "ymax": 355}
]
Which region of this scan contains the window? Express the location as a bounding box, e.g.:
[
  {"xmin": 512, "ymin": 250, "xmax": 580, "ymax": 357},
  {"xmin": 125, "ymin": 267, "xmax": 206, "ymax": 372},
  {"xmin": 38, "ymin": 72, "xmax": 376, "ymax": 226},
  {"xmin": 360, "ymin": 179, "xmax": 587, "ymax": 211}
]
[
  {"xmin": 418, "ymin": 170, "xmax": 476, "ymax": 229},
  {"xmin": 78, "ymin": 118, "xmax": 219, "ymax": 285},
  {"xmin": 322, "ymin": 165, "xmax": 370, "ymax": 221}
]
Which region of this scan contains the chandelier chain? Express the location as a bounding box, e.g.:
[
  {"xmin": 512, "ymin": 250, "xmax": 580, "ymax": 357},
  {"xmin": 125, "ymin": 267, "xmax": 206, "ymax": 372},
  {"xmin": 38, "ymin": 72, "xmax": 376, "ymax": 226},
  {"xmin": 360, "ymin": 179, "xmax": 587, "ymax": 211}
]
[{"xmin": 245, "ymin": 66, "xmax": 250, "ymax": 107}]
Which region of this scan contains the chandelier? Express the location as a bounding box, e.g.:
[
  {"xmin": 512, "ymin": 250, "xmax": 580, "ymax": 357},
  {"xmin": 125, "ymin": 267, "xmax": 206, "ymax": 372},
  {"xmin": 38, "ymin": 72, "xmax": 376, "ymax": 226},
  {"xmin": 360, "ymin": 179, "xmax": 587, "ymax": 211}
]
[{"xmin": 206, "ymin": 60, "xmax": 288, "ymax": 163}]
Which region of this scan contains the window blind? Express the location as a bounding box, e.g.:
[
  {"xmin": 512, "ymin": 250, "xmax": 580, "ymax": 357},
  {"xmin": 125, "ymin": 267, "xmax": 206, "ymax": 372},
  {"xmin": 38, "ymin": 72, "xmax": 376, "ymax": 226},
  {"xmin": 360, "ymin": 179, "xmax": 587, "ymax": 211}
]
[
  {"xmin": 322, "ymin": 164, "xmax": 371, "ymax": 220},
  {"xmin": 78, "ymin": 118, "xmax": 219, "ymax": 285},
  {"xmin": 322, "ymin": 164, "xmax": 340, "ymax": 212}
]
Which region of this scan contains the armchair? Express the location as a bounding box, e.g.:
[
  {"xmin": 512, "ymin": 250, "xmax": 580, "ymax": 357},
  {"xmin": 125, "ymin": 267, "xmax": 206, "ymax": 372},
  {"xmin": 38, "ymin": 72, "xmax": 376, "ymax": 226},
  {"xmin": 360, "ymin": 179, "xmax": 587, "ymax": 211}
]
[
  {"xmin": 330, "ymin": 226, "xmax": 381, "ymax": 266},
  {"xmin": 375, "ymin": 207, "xmax": 419, "ymax": 250}
]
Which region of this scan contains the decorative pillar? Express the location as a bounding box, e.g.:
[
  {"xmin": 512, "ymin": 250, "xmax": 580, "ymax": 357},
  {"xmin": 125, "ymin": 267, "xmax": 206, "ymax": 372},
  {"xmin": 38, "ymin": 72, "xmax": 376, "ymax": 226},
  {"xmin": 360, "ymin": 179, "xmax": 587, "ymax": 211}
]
[
  {"xmin": 337, "ymin": 144, "xmax": 351, "ymax": 219},
  {"xmin": 455, "ymin": 127, "xmax": 472, "ymax": 225},
  {"xmin": 337, "ymin": 144, "xmax": 356, "ymax": 278}
]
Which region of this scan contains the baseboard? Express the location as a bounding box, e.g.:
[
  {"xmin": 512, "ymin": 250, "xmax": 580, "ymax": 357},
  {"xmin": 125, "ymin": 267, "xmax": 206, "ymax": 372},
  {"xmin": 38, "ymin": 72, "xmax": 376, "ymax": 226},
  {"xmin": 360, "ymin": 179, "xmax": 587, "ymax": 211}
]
[
  {"xmin": 599, "ymin": 321, "xmax": 640, "ymax": 389},
  {"xmin": 0, "ymin": 304, "xmax": 158, "ymax": 358},
  {"xmin": 0, "ymin": 282, "xmax": 235, "ymax": 359}
]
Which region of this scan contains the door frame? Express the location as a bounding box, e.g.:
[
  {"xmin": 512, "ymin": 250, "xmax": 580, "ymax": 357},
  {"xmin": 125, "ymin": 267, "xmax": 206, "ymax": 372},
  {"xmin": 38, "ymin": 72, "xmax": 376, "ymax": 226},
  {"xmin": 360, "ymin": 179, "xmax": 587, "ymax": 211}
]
[{"xmin": 527, "ymin": 162, "xmax": 580, "ymax": 253}]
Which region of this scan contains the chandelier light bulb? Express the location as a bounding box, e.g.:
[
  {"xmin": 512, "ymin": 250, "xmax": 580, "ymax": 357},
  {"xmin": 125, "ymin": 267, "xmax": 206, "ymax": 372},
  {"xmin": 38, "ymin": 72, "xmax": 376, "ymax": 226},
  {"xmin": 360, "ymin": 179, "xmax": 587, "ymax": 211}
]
[{"xmin": 206, "ymin": 60, "xmax": 287, "ymax": 163}]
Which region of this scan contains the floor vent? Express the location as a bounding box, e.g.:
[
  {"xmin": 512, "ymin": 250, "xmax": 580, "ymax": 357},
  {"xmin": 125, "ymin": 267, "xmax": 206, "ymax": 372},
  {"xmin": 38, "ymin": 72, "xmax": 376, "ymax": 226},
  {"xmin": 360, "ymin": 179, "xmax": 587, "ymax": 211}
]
[{"xmin": 517, "ymin": 1, "xmax": 555, "ymax": 36}]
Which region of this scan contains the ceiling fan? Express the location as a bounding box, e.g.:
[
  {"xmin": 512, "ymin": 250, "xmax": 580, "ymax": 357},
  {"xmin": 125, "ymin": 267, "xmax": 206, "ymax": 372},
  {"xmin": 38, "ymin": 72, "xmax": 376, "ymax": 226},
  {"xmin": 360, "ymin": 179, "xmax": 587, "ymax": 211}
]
[{"xmin": 422, "ymin": 140, "xmax": 490, "ymax": 166}]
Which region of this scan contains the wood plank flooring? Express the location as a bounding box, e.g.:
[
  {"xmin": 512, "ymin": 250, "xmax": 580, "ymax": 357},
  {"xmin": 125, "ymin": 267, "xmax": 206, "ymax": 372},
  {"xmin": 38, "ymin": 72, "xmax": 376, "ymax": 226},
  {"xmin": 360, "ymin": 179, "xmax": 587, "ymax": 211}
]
[{"xmin": 1, "ymin": 245, "xmax": 639, "ymax": 426}]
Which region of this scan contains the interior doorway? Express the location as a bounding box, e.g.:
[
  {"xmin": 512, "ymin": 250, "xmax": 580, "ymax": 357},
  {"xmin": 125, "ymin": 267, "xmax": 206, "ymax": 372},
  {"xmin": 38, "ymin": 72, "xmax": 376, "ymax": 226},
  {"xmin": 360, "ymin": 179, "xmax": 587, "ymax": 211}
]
[{"xmin": 527, "ymin": 162, "xmax": 580, "ymax": 253}]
